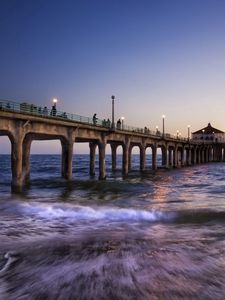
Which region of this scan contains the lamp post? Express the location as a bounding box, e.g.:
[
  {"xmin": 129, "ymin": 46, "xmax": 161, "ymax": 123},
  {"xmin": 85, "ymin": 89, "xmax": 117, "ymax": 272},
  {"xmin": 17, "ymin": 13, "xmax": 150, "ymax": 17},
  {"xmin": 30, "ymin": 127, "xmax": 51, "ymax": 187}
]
[
  {"xmin": 162, "ymin": 115, "xmax": 165, "ymax": 138},
  {"xmin": 111, "ymin": 95, "xmax": 115, "ymax": 129},
  {"xmin": 156, "ymin": 126, "xmax": 159, "ymax": 135},
  {"xmin": 51, "ymin": 98, "xmax": 58, "ymax": 116},
  {"xmin": 121, "ymin": 116, "xmax": 125, "ymax": 130},
  {"xmin": 176, "ymin": 130, "xmax": 179, "ymax": 138},
  {"xmin": 53, "ymin": 98, "xmax": 58, "ymax": 108},
  {"xmin": 187, "ymin": 125, "xmax": 191, "ymax": 141},
  {"xmin": 202, "ymin": 129, "xmax": 205, "ymax": 141}
]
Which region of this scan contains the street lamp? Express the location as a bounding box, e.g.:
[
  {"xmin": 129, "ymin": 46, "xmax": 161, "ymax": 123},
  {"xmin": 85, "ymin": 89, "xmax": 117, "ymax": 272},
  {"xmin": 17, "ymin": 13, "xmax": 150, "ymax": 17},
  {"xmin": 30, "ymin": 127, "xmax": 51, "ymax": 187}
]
[
  {"xmin": 51, "ymin": 98, "xmax": 58, "ymax": 117},
  {"xmin": 187, "ymin": 125, "xmax": 191, "ymax": 141},
  {"xmin": 111, "ymin": 95, "xmax": 115, "ymax": 129},
  {"xmin": 176, "ymin": 130, "xmax": 179, "ymax": 138},
  {"xmin": 53, "ymin": 98, "xmax": 58, "ymax": 108},
  {"xmin": 121, "ymin": 116, "xmax": 125, "ymax": 130},
  {"xmin": 156, "ymin": 126, "xmax": 159, "ymax": 135},
  {"xmin": 162, "ymin": 115, "xmax": 165, "ymax": 138}
]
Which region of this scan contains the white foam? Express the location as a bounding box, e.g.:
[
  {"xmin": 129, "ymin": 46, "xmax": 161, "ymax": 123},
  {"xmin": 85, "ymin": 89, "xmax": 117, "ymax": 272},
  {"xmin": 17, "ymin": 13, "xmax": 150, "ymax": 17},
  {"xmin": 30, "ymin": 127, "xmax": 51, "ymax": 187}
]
[{"xmin": 20, "ymin": 203, "xmax": 172, "ymax": 223}]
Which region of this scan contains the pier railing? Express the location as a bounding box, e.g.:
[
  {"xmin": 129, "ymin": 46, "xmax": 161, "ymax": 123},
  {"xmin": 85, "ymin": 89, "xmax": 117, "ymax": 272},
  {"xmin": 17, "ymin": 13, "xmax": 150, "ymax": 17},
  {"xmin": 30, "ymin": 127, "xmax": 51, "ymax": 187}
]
[{"xmin": 0, "ymin": 98, "xmax": 204, "ymax": 142}]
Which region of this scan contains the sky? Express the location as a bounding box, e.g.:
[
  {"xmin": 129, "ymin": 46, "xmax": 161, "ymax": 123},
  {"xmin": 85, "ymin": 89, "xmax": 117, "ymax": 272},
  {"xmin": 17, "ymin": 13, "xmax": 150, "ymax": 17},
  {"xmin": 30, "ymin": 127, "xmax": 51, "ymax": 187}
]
[{"xmin": 1, "ymin": 0, "xmax": 225, "ymax": 153}]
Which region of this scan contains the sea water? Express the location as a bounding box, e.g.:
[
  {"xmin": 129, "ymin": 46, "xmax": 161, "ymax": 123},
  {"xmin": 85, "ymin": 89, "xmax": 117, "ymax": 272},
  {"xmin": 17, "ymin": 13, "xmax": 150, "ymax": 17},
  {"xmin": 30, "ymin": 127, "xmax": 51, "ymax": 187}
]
[{"xmin": 1, "ymin": 155, "xmax": 225, "ymax": 299}]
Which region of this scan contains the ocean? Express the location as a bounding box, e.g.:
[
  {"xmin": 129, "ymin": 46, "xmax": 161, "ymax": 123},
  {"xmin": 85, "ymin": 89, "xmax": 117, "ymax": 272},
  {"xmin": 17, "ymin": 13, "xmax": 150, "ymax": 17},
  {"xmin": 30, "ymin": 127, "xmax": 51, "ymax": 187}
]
[{"xmin": 1, "ymin": 154, "xmax": 225, "ymax": 299}]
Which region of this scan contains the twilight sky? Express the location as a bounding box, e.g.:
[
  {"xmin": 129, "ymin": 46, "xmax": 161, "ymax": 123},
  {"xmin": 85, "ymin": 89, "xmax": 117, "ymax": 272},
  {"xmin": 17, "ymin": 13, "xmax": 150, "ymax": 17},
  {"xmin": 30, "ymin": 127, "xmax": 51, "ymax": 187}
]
[{"xmin": 1, "ymin": 0, "xmax": 225, "ymax": 153}]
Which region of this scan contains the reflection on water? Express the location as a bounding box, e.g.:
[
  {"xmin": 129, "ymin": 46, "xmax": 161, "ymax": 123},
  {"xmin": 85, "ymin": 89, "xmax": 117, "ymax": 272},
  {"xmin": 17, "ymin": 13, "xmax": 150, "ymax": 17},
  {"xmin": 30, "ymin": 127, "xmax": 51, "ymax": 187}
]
[{"xmin": 1, "ymin": 155, "xmax": 225, "ymax": 299}]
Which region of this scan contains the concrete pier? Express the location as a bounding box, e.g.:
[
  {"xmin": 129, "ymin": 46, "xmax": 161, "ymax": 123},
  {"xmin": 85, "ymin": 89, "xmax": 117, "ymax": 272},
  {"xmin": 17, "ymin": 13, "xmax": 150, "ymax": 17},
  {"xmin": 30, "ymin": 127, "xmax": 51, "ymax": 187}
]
[{"xmin": 0, "ymin": 101, "xmax": 225, "ymax": 190}]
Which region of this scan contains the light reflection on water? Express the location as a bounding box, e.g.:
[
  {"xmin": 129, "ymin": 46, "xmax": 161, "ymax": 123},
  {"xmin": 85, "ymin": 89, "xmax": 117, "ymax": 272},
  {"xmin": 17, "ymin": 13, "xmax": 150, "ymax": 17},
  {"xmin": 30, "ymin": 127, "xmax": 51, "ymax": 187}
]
[{"xmin": 1, "ymin": 155, "xmax": 225, "ymax": 298}]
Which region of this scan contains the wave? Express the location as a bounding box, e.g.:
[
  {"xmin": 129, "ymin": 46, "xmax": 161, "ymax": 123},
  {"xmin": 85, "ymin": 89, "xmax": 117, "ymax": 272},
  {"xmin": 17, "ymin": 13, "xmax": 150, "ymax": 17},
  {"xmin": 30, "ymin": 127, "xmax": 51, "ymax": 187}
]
[
  {"xmin": 3, "ymin": 201, "xmax": 173, "ymax": 223},
  {"xmin": 20, "ymin": 204, "xmax": 225, "ymax": 225},
  {"xmin": 2, "ymin": 200, "xmax": 225, "ymax": 225}
]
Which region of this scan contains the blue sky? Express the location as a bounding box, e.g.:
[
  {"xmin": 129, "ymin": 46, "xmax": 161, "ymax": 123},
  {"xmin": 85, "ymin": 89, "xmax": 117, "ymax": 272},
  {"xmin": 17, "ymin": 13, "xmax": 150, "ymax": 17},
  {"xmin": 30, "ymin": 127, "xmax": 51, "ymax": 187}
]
[{"xmin": 1, "ymin": 0, "xmax": 225, "ymax": 153}]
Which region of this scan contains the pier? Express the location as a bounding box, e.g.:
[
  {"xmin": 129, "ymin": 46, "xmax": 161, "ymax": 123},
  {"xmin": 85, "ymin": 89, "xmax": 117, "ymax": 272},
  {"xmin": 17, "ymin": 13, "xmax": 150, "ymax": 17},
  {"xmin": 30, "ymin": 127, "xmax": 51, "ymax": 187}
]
[{"xmin": 0, "ymin": 99, "xmax": 224, "ymax": 190}]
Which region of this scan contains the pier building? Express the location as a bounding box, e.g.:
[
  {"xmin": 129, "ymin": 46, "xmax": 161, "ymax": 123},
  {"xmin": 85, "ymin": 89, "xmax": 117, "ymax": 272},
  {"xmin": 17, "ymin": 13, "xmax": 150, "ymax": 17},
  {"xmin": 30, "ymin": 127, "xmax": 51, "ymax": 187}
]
[{"xmin": 192, "ymin": 123, "xmax": 225, "ymax": 143}]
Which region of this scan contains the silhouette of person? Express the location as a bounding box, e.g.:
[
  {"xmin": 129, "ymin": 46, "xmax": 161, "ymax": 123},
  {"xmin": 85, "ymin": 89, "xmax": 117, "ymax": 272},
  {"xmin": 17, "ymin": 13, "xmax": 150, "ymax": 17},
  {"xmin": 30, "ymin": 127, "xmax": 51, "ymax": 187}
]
[
  {"xmin": 93, "ymin": 113, "xmax": 97, "ymax": 125},
  {"xmin": 50, "ymin": 105, "xmax": 56, "ymax": 116},
  {"xmin": 117, "ymin": 119, "xmax": 121, "ymax": 129},
  {"xmin": 43, "ymin": 106, "xmax": 48, "ymax": 116}
]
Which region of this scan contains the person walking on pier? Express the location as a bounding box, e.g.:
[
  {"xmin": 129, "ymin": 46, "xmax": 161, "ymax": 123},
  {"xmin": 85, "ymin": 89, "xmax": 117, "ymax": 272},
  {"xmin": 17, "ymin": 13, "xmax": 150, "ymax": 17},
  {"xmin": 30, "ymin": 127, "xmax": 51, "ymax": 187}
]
[
  {"xmin": 50, "ymin": 105, "xmax": 57, "ymax": 117},
  {"xmin": 93, "ymin": 113, "xmax": 98, "ymax": 125},
  {"xmin": 117, "ymin": 119, "xmax": 121, "ymax": 129}
]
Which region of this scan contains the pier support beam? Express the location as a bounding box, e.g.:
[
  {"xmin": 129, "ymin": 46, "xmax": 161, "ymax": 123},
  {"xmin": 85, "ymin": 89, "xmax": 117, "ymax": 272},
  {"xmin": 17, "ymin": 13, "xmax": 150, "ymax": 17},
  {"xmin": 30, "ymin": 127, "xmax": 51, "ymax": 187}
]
[
  {"xmin": 180, "ymin": 148, "xmax": 185, "ymax": 166},
  {"xmin": 191, "ymin": 148, "xmax": 197, "ymax": 165},
  {"xmin": 201, "ymin": 149, "xmax": 205, "ymax": 163},
  {"xmin": 111, "ymin": 143, "xmax": 117, "ymax": 171},
  {"xmin": 61, "ymin": 139, "xmax": 74, "ymax": 180},
  {"xmin": 162, "ymin": 146, "xmax": 168, "ymax": 168},
  {"xmin": 173, "ymin": 147, "xmax": 178, "ymax": 167},
  {"xmin": 89, "ymin": 142, "xmax": 97, "ymax": 176},
  {"xmin": 221, "ymin": 148, "xmax": 225, "ymax": 162},
  {"xmin": 152, "ymin": 145, "xmax": 157, "ymax": 170},
  {"xmin": 122, "ymin": 138, "xmax": 130, "ymax": 176},
  {"xmin": 11, "ymin": 133, "xmax": 24, "ymax": 191},
  {"xmin": 98, "ymin": 141, "xmax": 106, "ymax": 180},
  {"xmin": 140, "ymin": 146, "xmax": 146, "ymax": 171},
  {"xmin": 168, "ymin": 148, "xmax": 173, "ymax": 167},
  {"xmin": 128, "ymin": 145, "xmax": 132, "ymax": 171},
  {"xmin": 186, "ymin": 148, "xmax": 191, "ymax": 166},
  {"xmin": 22, "ymin": 137, "xmax": 32, "ymax": 183}
]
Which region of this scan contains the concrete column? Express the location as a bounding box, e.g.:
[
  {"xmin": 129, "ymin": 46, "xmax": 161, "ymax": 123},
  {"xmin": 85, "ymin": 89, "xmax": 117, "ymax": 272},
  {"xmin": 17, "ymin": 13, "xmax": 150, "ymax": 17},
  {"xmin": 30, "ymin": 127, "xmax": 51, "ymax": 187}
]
[
  {"xmin": 123, "ymin": 141, "xmax": 130, "ymax": 176},
  {"xmin": 188, "ymin": 148, "xmax": 192, "ymax": 165},
  {"xmin": 11, "ymin": 136, "xmax": 24, "ymax": 190},
  {"xmin": 111, "ymin": 143, "xmax": 117, "ymax": 171},
  {"xmin": 152, "ymin": 145, "xmax": 157, "ymax": 170},
  {"xmin": 197, "ymin": 149, "xmax": 201, "ymax": 164},
  {"xmin": 201, "ymin": 149, "xmax": 205, "ymax": 163},
  {"xmin": 185, "ymin": 148, "xmax": 189, "ymax": 165},
  {"xmin": 205, "ymin": 148, "xmax": 209, "ymax": 162},
  {"xmin": 223, "ymin": 148, "xmax": 225, "ymax": 162},
  {"xmin": 208, "ymin": 147, "xmax": 212, "ymax": 162},
  {"xmin": 214, "ymin": 146, "xmax": 220, "ymax": 162},
  {"xmin": 168, "ymin": 148, "xmax": 172, "ymax": 167},
  {"xmin": 180, "ymin": 148, "xmax": 185, "ymax": 166},
  {"xmin": 98, "ymin": 141, "xmax": 106, "ymax": 180},
  {"xmin": 191, "ymin": 148, "xmax": 197, "ymax": 165},
  {"xmin": 22, "ymin": 137, "xmax": 32, "ymax": 183},
  {"xmin": 128, "ymin": 145, "xmax": 132, "ymax": 171},
  {"xmin": 173, "ymin": 147, "xmax": 178, "ymax": 167},
  {"xmin": 218, "ymin": 146, "xmax": 223, "ymax": 162},
  {"xmin": 61, "ymin": 140, "xmax": 74, "ymax": 180},
  {"xmin": 140, "ymin": 146, "xmax": 146, "ymax": 171},
  {"xmin": 186, "ymin": 148, "xmax": 191, "ymax": 166},
  {"xmin": 162, "ymin": 146, "xmax": 168, "ymax": 167},
  {"xmin": 89, "ymin": 142, "xmax": 97, "ymax": 176}
]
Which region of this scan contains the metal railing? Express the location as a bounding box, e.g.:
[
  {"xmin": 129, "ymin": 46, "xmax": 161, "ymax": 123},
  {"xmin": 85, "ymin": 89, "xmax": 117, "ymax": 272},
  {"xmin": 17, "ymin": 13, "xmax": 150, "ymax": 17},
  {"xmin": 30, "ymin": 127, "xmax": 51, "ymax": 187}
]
[{"xmin": 0, "ymin": 98, "xmax": 191, "ymax": 141}]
